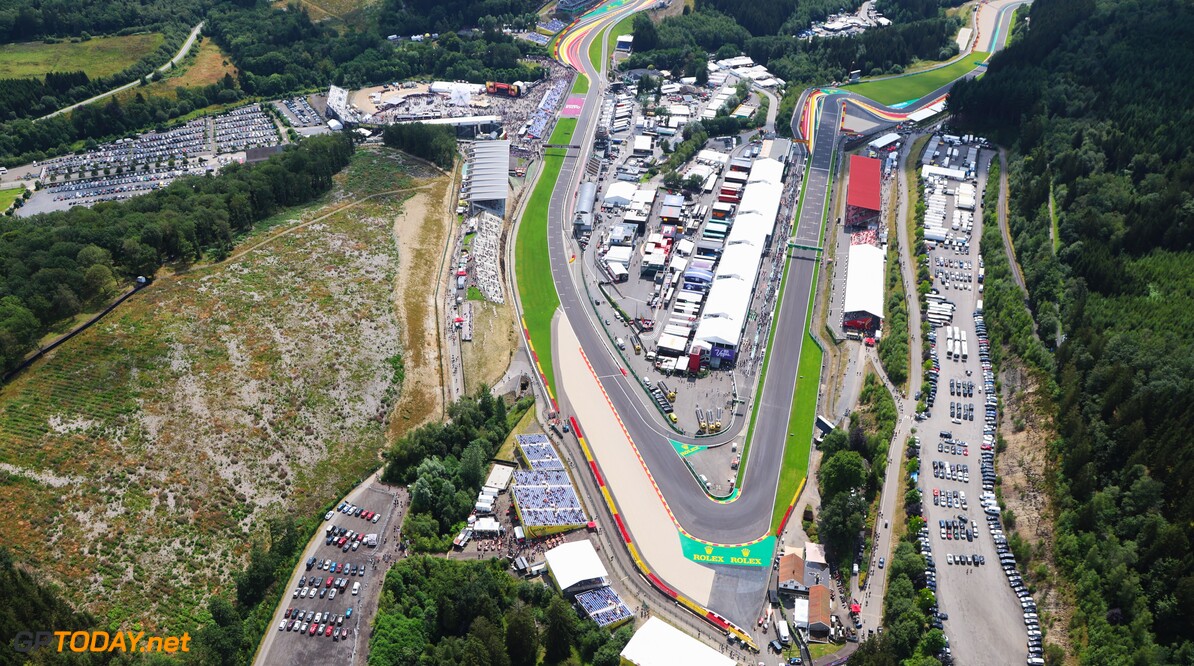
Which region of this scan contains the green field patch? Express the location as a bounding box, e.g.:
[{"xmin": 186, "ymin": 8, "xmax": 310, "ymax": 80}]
[
  {"xmin": 515, "ymin": 151, "xmax": 567, "ymax": 391},
  {"xmin": 845, "ymin": 52, "xmax": 990, "ymax": 106},
  {"xmin": 571, "ymin": 74, "xmax": 590, "ymax": 95},
  {"xmin": 0, "ymin": 33, "xmax": 166, "ymax": 79},
  {"xmin": 549, "ymin": 116, "xmax": 578, "ymax": 145},
  {"xmin": 0, "ymin": 186, "xmax": 24, "ymax": 213}
]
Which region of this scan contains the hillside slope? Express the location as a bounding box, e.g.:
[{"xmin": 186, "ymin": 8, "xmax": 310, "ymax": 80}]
[{"xmin": 949, "ymin": 0, "xmax": 1194, "ymax": 661}]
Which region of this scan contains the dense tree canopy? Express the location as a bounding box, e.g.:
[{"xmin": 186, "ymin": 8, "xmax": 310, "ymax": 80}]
[
  {"xmin": 950, "ymin": 0, "xmax": 1194, "ymax": 659},
  {"xmin": 370, "ymin": 557, "xmax": 632, "ymax": 665}
]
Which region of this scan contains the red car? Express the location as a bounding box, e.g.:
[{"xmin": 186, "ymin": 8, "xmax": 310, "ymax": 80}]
[
  {"xmin": 285, "ymin": 608, "xmax": 293, "ymax": 619},
  {"xmin": 325, "ymin": 625, "xmax": 334, "ymax": 637},
  {"xmin": 932, "ymin": 488, "xmax": 939, "ymax": 497},
  {"xmin": 308, "ymin": 623, "xmax": 318, "ymax": 636},
  {"xmin": 325, "ymin": 576, "xmax": 334, "ymax": 588}
]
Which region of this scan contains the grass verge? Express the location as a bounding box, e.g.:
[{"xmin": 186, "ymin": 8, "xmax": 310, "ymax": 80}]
[
  {"xmin": 769, "ymin": 147, "xmax": 838, "ymax": 534},
  {"xmin": 572, "ymin": 74, "xmax": 590, "ymax": 95},
  {"xmin": 549, "ymin": 116, "xmax": 578, "ymax": 145},
  {"xmin": 514, "ymin": 145, "xmax": 568, "ymax": 392},
  {"xmin": 0, "ymin": 186, "xmax": 24, "ymax": 213},
  {"xmin": 844, "ymin": 52, "xmax": 990, "ymax": 106},
  {"xmin": 0, "ymin": 33, "xmax": 165, "ymax": 79}
]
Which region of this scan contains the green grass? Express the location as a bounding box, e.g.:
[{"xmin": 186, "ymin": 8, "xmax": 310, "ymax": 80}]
[
  {"xmin": 514, "ymin": 149, "xmax": 568, "ymax": 392},
  {"xmin": 467, "ymin": 286, "xmax": 484, "ymax": 301},
  {"xmin": 0, "ymin": 186, "xmax": 24, "ymax": 213},
  {"xmin": 605, "ymin": 13, "xmax": 635, "ymax": 61},
  {"xmin": 768, "ymin": 148, "xmax": 837, "ymax": 534},
  {"xmin": 0, "ymin": 33, "xmax": 165, "ymax": 79},
  {"xmin": 549, "ymin": 116, "xmax": 577, "ymax": 145},
  {"xmin": 809, "ymin": 641, "xmax": 843, "ymax": 660},
  {"xmin": 572, "ymin": 74, "xmax": 590, "ymax": 95},
  {"xmin": 845, "ymin": 52, "xmax": 990, "ymax": 106}
]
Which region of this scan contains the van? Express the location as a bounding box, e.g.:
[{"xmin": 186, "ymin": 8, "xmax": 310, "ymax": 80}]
[
  {"xmin": 616, "ymin": 338, "xmax": 626, "ymax": 350},
  {"xmin": 351, "ymin": 581, "xmax": 361, "ymax": 596}
]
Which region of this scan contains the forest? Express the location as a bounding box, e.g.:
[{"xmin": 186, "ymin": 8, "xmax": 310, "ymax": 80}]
[
  {"xmin": 382, "ymin": 391, "xmax": 532, "ymax": 552},
  {"xmin": 383, "ymin": 123, "xmax": 460, "ymax": 170},
  {"xmin": 0, "ymin": 0, "xmax": 207, "ymax": 43},
  {"xmin": 949, "ymin": 0, "xmax": 1194, "ymax": 660},
  {"xmin": 370, "ymin": 557, "xmax": 633, "ymax": 666},
  {"xmin": 817, "ymin": 374, "xmax": 898, "ymax": 567},
  {"xmin": 626, "ymin": 2, "xmax": 961, "ymax": 94},
  {"xmin": 0, "ymin": 133, "xmax": 354, "ymax": 372}
]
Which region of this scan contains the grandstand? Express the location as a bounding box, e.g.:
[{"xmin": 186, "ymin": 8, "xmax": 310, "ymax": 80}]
[
  {"xmin": 574, "ymin": 587, "xmax": 633, "ymax": 628},
  {"xmin": 513, "ymin": 435, "xmax": 587, "ymax": 536},
  {"xmin": 846, "ymin": 154, "xmax": 882, "ymax": 228}
]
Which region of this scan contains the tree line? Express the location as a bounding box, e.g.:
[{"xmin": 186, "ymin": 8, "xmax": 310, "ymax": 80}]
[
  {"xmin": 370, "ymin": 556, "xmax": 633, "ymax": 665},
  {"xmin": 950, "ymin": 0, "xmax": 1194, "ymax": 659},
  {"xmin": 0, "ymin": 0, "xmax": 207, "ymax": 43},
  {"xmin": 0, "ymin": 133, "xmax": 354, "ymax": 372},
  {"xmin": 816, "ymin": 374, "xmax": 898, "ymax": 567},
  {"xmin": 382, "ymin": 391, "xmax": 531, "ymax": 552},
  {"xmin": 0, "ymin": 25, "xmax": 191, "ymax": 122},
  {"xmin": 382, "ymin": 123, "xmax": 459, "ymax": 170}
]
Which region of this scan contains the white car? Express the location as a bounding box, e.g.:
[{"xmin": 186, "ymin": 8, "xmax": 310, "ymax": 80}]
[
  {"xmin": 947, "ymin": 554, "xmax": 955, "ymax": 565},
  {"xmin": 279, "ymin": 620, "xmax": 287, "ymax": 631}
]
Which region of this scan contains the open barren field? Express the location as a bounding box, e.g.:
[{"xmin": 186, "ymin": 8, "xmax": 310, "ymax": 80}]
[
  {"xmin": 117, "ymin": 38, "xmax": 236, "ymax": 103},
  {"xmin": 0, "ymin": 147, "xmax": 453, "ymax": 630}
]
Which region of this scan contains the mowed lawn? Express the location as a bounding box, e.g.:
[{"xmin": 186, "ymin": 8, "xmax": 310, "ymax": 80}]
[
  {"xmin": 515, "ymin": 120, "xmax": 578, "ymax": 391},
  {"xmin": 0, "ymin": 33, "xmax": 165, "ymax": 79},
  {"xmin": 845, "ymin": 51, "xmax": 990, "ymax": 106},
  {"xmin": 0, "ymin": 186, "xmax": 24, "ymax": 212}
]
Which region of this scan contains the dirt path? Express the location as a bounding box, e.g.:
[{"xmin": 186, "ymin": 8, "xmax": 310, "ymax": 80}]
[{"xmin": 386, "ymin": 172, "xmax": 456, "ymax": 440}]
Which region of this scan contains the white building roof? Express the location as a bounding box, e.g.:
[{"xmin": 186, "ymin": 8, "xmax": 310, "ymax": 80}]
[
  {"xmin": 693, "ymin": 158, "xmax": 785, "ymax": 349},
  {"xmin": 467, "ymin": 141, "xmax": 510, "ymax": 203},
  {"xmin": 633, "ymin": 135, "xmax": 653, "ymax": 152},
  {"xmin": 604, "ymin": 181, "xmax": 637, "ymax": 207},
  {"xmin": 921, "ymin": 164, "xmax": 968, "ymax": 181},
  {"xmin": 869, "ymin": 132, "xmax": 901, "ymax": 150},
  {"xmin": 844, "ymin": 244, "xmax": 885, "ymax": 320},
  {"xmin": 484, "ymin": 464, "xmax": 514, "ymax": 491},
  {"xmin": 631, "ymin": 188, "xmax": 657, "ymax": 205},
  {"xmin": 805, "ymin": 542, "xmax": 827, "ymax": 566},
  {"xmin": 605, "ymin": 245, "xmax": 633, "ymax": 266},
  {"xmin": 621, "ymin": 618, "xmax": 734, "ymax": 666},
  {"xmin": 545, "ymin": 540, "xmax": 607, "ymax": 591}
]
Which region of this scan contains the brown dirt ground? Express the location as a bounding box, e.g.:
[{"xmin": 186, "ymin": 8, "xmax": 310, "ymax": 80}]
[
  {"xmin": 998, "ymin": 362, "xmax": 1076, "ymax": 662},
  {"xmin": 461, "ymin": 299, "xmax": 518, "ymax": 395},
  {"xmin": 386, "ymin": 171, "xmax": 455, "ymax": 442}
]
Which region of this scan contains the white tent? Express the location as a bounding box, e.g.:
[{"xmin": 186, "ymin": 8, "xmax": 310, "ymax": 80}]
[
  {"xmin": 604, "ymin": 181, "xmax": 637, "ymax": 207},
  {"xmin": 620, "ymin": 618, "xmax": 734, "ymax": 666},
  {"xmin": 843, "ymin": 244, "xmax": 885, "ymax": 320},
  {"xmin": 545, "ymin": 540, "xmax": 608, "ymax": 592}
]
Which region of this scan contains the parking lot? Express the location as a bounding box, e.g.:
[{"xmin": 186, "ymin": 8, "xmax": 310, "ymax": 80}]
[
  {"xmin": 256, "ymin": 477, "xmax": 401, "ymax": 666},
  {"xmin": 911, "ymin": 146, "xmax": 1038, "ymax": 666},
  {"xmin": 16, "ymin": 103, "xmax": 289, "ymax": 217}
]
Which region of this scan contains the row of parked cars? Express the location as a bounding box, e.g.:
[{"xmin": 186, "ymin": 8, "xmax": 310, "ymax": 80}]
[
  {"xmin": 931, "ymin": 460, "xmax": 970, "ymax": 483},
  {"xmin": 331, "ymin": 501, "xmax": 382, "ymax": 523},
  {"xmin": 278, "ymin": 607, "xmax": 353, "ymax": 640},
  {"xmin": 971, "ymin": 311, "xmax": 1042, "ymax": 665}
]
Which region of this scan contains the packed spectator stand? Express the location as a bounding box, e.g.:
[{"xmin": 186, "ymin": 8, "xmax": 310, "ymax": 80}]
[
  {"xmin": 574, "ymin": 587, "xmax": 633, "ymax": 628},
  {"xmin": 513, "ymin": 435, "xmax": 587, "ymax": 529}
]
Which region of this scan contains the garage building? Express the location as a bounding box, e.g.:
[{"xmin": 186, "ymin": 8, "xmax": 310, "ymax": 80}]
[{"xmin": 842, "ymin": 243, "xmax": 885, "ymax": 331}]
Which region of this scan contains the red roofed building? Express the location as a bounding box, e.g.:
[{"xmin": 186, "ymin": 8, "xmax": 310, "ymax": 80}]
[
  {"xmin": 846, "ymin": 155, "xmax": 882, "ymax": 228},
  {"xmin": 808, "ymin": 584, "xmax": 833, "ymax": 638}
]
